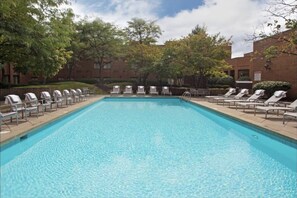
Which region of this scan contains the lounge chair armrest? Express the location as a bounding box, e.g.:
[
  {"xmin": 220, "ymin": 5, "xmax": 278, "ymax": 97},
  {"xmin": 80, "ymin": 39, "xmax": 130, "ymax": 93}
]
[
  {"xmin": 11, "ymin": 104, "xmax": 19, "ymax": 111},
  {"xmin": 267, "ymin": 101, "xmax": 277, "ymax": 106},
  {"xmin": 39, "ymin": 99, "xmax": 45, "ymax": 104}
]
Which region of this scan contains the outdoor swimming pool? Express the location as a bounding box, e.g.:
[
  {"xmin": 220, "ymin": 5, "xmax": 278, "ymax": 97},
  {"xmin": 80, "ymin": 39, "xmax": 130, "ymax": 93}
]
[{"xmin": 1, "ymin": 98, "xmax": 296, "ymax": 198}]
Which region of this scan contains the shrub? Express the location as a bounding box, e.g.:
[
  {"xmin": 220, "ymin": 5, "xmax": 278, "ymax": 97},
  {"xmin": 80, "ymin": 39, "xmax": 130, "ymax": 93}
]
[
  {"xmin": 253, "ymin": 81, "xmax": 291, "ymax": 97},
  {"xmin": 237, "ymin": 76, "xmax": 251, "ymax": 81},
  {"xmin": 208, "ymin": 76, "xmax": 234, "ymax": 88}
]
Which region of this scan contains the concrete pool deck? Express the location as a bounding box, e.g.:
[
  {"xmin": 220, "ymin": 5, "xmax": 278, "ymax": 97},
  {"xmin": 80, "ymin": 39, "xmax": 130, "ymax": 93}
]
[{"xmin": 1, "ymin": 96, "xmax": 296, "ymax": 145}]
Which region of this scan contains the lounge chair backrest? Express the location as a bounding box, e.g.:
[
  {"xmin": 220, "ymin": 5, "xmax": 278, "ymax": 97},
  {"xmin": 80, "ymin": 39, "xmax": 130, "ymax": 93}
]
[
  {"xmin": 255, "ymin": 89, "xmax": 265, "ymax": 96},
  {"xmin": 53, "ymin": 90, "xmax": 62, "ymax": 98},
  {"xmin": 5, "ymin": 94, "xmax": 23, "ymax": 112},
  {"xmin": 264, "ymin": 90, "xmax": 286, "ymax": 105},
  {"xmin": 274, "ymin": 90, "xmax": 286, "ymax": 98},
  {"xmin": 63, "ymin": 89, "xmax": 71, "ymax": 97},
  {"xmin": 247, "ymin": 89, "xmax": 265, "ymax": 101},
  {"xmin": 288, "ymin": 99, "xmax": 297, "ymax": 109},
  {"xmin": 5, "ymin": 94, "xmax": 22, "ymax": 105},
  {"xmin": 225, "ymin": 88, "xmax": 236, "ymax": 97},
  {"xmin": 239, "ymin": 89, "xmax": 249, "ymax": 95},
  {"xmin": 234, "ymin": 89, "xmax": 249, "ymax": 99},
  {"xmin": 138, "ymin": 86, "xmax": 144, "ymax": 91},
  {"xmin": 76, "ymin": 89, "xmax": 83, "ymax": 95},
  {"xmin": 70, "ymin": 89, "xmax": 77, "ymax": 96},
  {"xmin": 25, "ymin": 93, "xmax": 38, "ymax": 102},
  {"xmin": 125, "ymin": 86, "xmax": 132, "ymax": 92},
  {"xmin": 150, "ymin": 86, "xmax": 156, "ymax": 91},
  {"xmin": 162, "ymin": 86, "xmax": 168, "ymax": 91},
  {"xmin": 113, "ymin": 86, "xmax": 120, "ymax": 92},
  {"xmin": 41, "ymin": 91, "xmax": 51, "ymax": 100}
]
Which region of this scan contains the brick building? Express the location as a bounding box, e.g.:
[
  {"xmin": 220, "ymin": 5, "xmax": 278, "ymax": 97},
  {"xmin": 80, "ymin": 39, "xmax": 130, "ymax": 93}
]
[
  {"xmin": 1, "ymin": 30, "xmax": 296, "ymax": 98},
  {"xmin": 226, "ymin": 30, "xmax": 297, "ymax": 99},
  {"xmin": 52, "ymin": 58, "xmax": 137, "ymax": 81}
]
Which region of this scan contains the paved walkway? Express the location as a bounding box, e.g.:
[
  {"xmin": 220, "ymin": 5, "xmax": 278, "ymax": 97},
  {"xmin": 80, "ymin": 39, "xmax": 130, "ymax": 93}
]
[
  {"xmin": 190, "ymin": 98, "xmax": 297, "ymax": 142},
  {"xmin": 0, "ymin": 96, "xmax": 104, "ymax": 144},
  {"xmin": 1, "ymin": 96, "xmax": 296, "ymax": 146}
]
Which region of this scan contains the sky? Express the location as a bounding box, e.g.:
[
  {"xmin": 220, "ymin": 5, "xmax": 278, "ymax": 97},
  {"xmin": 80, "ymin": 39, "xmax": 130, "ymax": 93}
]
[{"xmin": 69, "ymin": 0, "xmax": 278, "ymax": 58}]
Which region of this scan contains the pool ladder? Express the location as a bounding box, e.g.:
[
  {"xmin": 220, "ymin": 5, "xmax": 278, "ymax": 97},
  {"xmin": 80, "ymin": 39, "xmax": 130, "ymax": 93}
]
[{"xmin": 181, "ymin": 91, "xmax": 191, "ymax": 100}]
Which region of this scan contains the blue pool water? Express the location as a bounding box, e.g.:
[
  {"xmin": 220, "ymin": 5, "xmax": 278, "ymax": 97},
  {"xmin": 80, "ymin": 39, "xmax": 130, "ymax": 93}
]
[{"xmin": 1, "ymin": 98, "xmax": 297, "ymax": 198}]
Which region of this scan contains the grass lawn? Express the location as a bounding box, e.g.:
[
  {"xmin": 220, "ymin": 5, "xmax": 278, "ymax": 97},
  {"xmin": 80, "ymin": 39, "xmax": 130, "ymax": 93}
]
[{"xmin": 15, "ymin": 81, "xmax": 107, "ymax": 94}]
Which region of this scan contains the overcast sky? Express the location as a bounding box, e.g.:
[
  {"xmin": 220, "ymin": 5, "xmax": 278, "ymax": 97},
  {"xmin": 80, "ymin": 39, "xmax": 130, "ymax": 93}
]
[{"xmin": 69, "ymin": 0, "xmax": 277, "ymax": 58}]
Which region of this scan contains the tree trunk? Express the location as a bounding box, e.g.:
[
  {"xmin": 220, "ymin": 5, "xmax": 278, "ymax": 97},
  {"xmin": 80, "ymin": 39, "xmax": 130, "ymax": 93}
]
[
  {"xmin": 142, "ymin": 73, "xmax": 149, "ymax": 85},
  {"xmin": 67, "ymin": 63, "xmax": 74, "ymax": 80},
  {"xmin": 43, "ymin": 76, "xmax": 47, "ymax": 85}
]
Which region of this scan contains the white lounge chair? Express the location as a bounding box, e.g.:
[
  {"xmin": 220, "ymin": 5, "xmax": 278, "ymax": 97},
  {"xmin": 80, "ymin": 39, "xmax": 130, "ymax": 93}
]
[
  {"xmin": 110, "ymin": 85, "xmax": 121, "ymax": 95},
  {"xmin": 63, "ymin": 89, "xmax": 74, "ymax": 105},
  {"xmin": 161, "ymin": 86, "xmax": 171, "ymax": 95},
  {"xmin": 123, "ymin": 85, "xmax": 133, "ymax": 95},
  {"xmin": 224, "ymin": 89, "xmax": 265, "ymax": 106},
  {"xmin": 53, "ymin": 90, "xmax": 65, "ymax": 108},
  {"xmin": 24, "ymin": 92, "xmax": 44, "ymax": 115},
  {"xmin": 41, "ymin": 91, "xmax": 57, "ymax": 111},
  {"xmin": 0, "ymin": 111, "xmax": 18, "ymax": 132},
  {"xmin": 283, "ymin": 112, "xmax": 297, "ymax": 124},
  {"xmin": 82, "ymin": 88, "xmax": 90, "ymax": 98},
  {"xmin": 5, "ymin": 94, "xmax": 39, "ymax": 119},
  {"xmin": 214, "ymin": 89, "xmax": 249, "ymax": 104},
  {"xmin": 236, "ymin": 90, "xmax": 287, "ymax": 111},
  {"xmin": 255, "ymin": 99, "xmax": 297, "ymax": 118},
  {"xmin": 205, "ymin": 88, "xmax": 236, "ymax": 102},
  {"xmin": 137, "ymin": 86, "xmax": 146, "ymax": 95},
  {"xmin": 76, "ymin": 89, "xmax": 86, "ymax": 101},
  {"xmin": 70, "ymin": 89, "xmax": 79, "ymax": 103},
  {"xmin": 149, "ymin": 86, "xmax": 158, "ymax": 95}
]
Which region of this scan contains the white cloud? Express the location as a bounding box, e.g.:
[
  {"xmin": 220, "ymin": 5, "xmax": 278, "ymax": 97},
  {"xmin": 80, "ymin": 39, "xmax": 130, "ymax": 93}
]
[
  {"xmin": 68, "ymin": 0, "xmax": 285, "ymax": 58},
  {"xmin": 69, "ymin": 0, "xmax": 159, "ymax": 26},
  {"xmin": 158, "ymin": 0, "xmax": 270, "ymax": 57}
]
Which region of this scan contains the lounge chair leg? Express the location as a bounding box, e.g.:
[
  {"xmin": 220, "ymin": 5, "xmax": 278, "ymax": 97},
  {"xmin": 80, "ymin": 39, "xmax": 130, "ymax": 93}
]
[{"xmin": 265, "ymin": 111, "xmax": 267, "ymax": 119}]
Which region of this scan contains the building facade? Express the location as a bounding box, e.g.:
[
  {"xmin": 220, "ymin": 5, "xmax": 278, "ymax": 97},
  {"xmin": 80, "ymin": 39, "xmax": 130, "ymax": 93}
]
[
  {"xmin": 226, "ymin": 30, "xmax": 297, "ymax": 99},
  {"xmin": 1, "ymin": 30, "xmax": 296, "ymax": 98}
]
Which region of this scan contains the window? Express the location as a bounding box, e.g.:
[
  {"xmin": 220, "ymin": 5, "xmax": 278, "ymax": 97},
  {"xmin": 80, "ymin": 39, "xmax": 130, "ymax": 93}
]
[
  {"xmin": 103, "ymin": 63, "xmax": 112, "ymax": 69},
  {"xmin": 13, "ymin": 75, "xmax": 19, "ymax": 84},
  {"xmin": 238, "ymin": 69, "xmax": 249, "ymax": 79},
  {"xmin": 94, "ymin": 63, "xmax": 100, "ymax": 69},
  {"xmin": 230, "ymin": 70, "xmax": 235, "ymax": 79},
  {"xmin": 3, "ymin": 75, "xmax": 9, "ymax": 83},
  {"xmin": 254, "ymin": 71, "xmax": 262, "ymax": 81}
]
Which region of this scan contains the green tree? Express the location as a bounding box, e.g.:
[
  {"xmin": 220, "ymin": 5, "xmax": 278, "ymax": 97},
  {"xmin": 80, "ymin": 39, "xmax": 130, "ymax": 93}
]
[
  {"xmin": 125, "ymin": 18, "xmax": 161, "ymax": 45},
  {"xmin": 65, "ymin": 23, "xmax": 86, "ymax": 80},
  {"xmin": 0, "ymin": 0, "xmax": 73, "ymax": 84},
  {"xmin": 125, "ymin": 18, "xmax": 162, "ymax": 84},
  {"xmin": 158, "ymin": 40, "xmax": 189, "ymax": 85},
  {"xmin": 29, "ymin": 9, "xmax": 74, "ymax": 83},
  {"xmin": 164, "ymin": 26, "xmax": 231, "ymax": 88},
  {"xmin": 78, "ymin": 19, "xmax": 124, "ymax": 83},
  {"xmin": 126, "ymin": 44, "xmax": 162, "ymax": 84},
  {"xmin": 257, "ymin": 0, "xmax": 297, "ymax": 57}
]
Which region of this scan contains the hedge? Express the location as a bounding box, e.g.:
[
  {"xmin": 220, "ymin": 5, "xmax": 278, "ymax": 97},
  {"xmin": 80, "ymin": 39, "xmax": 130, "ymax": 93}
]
[
  {"xmin": 208, "ymin": 76, "xmax": 234, "ymax": 87},
  {"xmin": 253, "ymin": 81, "xmax": 291, "ymax": 97}
]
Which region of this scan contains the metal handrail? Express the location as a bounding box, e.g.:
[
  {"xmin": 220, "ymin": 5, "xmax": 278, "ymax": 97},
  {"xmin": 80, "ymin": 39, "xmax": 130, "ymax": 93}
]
[{"xmin": 181, "ymin": 91, "xmax": 191, "ymax": 100}]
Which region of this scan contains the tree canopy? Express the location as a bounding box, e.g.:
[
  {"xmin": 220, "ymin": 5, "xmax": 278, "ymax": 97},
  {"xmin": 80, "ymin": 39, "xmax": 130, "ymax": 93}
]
[
  {"xmin": 77, "ymin": 19, "xmax": 125, "ymax": 83},
  {"xmin": 124, "ymin": 18, "xmax": 162, "ymax": 84},
  {"xmin": 163, "ymin": 26, "xmax": 231, "ymax": 87},
  {"xmin": 125, "ymin": 18, "xmax": 162, "ymax": 45},
  {"xmin": 257, "ymin": 0, "xmax": 297, "ymax": 57},
  {"xmin": 0, "ymin": 0, "xmax": 74, "ymax": 83}
]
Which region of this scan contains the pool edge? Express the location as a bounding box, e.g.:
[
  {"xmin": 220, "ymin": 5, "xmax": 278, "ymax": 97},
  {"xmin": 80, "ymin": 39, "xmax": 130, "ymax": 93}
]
[{"xmin": 184, "ymin": 98, "xmax": 297, "ymax": 145}]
